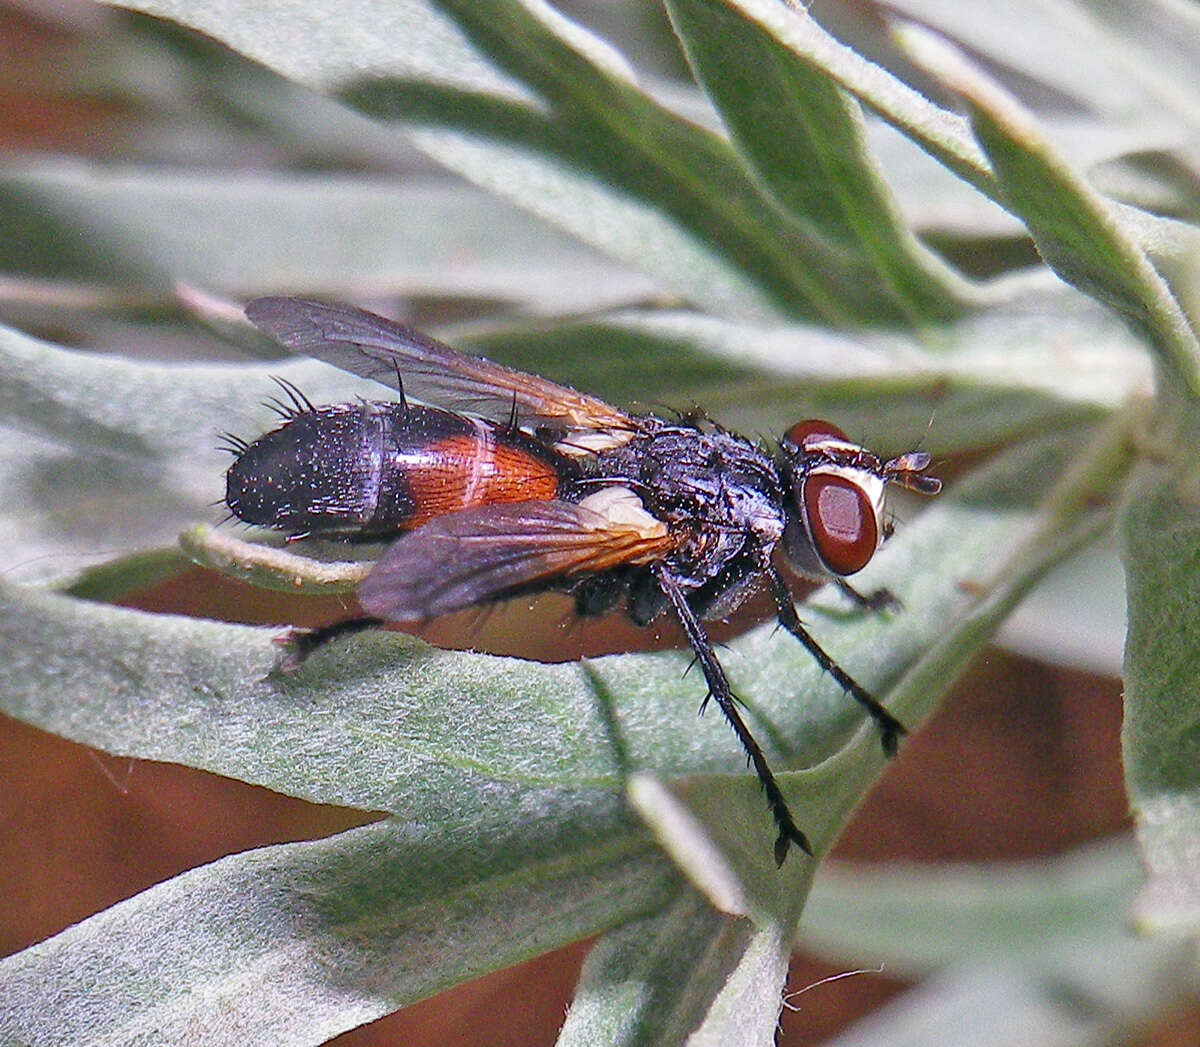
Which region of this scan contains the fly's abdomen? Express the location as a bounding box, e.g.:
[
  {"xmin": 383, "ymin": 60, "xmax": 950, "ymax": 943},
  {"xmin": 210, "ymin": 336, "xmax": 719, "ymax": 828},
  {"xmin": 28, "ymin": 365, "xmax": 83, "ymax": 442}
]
[
  {"xmin": 225, "ymin": 402, "xmax": 562, "ymax": 539},
  {"xmin": 382, "ymin": 409, "xmax": 562, "ymax": 530},
  {"xmin": 225, "ymin": 403, "xmax": 389, "ymax": 538}
]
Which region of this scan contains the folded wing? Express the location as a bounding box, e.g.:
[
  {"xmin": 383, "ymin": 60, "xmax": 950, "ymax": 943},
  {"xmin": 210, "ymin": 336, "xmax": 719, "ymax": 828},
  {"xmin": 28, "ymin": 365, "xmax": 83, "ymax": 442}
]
[
  {"xmin": 358, "ymin": 496, "xmax": 673, "ymax": 620},
  {"xmin": 245, "ymin": 297, "xmax": 632, "ymax": 434}
]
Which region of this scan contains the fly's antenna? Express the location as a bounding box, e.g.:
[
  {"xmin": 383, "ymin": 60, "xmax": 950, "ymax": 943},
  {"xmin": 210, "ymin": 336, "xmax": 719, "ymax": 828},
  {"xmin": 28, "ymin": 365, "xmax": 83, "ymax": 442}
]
[
  {"xmin": 887, "ymin": 410, "xmax": 941, "ymax": 485},
  {"xmin": 882, "ymin": 409, "xmax": 943, "ymax": 496}
]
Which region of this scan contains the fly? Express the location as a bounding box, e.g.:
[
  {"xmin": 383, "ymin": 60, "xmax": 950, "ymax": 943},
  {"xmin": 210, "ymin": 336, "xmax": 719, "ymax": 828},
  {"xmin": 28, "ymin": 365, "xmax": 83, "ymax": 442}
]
[{"xmin": 225, "ymin": 297, "xmax": 941, "ymax": 865}]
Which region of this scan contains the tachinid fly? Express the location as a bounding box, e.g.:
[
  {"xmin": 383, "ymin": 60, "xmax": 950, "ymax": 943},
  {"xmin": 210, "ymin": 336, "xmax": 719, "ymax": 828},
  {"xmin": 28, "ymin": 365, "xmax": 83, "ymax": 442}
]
[{"xmin": 226, "ymin": 297, "xmax": 941, "ymax": 865}]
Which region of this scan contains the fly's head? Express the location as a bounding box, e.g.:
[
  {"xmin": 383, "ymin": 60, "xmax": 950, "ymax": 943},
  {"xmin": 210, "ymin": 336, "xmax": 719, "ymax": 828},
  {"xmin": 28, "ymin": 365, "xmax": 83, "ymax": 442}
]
[{"xmin": 778, "ymin": 420, "xmax": 941, "ymax": 580}]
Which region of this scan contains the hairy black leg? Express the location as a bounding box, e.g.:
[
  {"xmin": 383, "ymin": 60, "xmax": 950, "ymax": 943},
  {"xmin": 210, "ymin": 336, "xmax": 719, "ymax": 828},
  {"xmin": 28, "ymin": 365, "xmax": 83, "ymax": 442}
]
[
  {"xmin": 769, "ymin": 567, "xmax": 906, "ymax": 755},
  {"xmin": 654, "ymin": 563, "xmax": 811, "ymax": 866},
  {"xmin": 277, "ymin": 615, "xmax": 385, "ymax": 670}
]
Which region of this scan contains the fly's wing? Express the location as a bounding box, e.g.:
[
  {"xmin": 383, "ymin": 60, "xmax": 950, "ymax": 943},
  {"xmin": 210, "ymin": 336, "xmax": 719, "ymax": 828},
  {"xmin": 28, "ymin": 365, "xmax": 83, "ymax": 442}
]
[
  {"xmin": 245, "ymin": 296, "xmax": 633, "ymax": 434},
  {"xmin": 357, "ymin": 496, "xmax": 674, "ymax": 620}
]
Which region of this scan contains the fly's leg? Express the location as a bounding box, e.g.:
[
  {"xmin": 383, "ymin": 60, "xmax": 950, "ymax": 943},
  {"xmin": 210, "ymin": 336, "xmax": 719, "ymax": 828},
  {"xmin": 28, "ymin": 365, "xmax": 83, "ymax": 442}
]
[
  {"xmin": 654, "ymin": 563, "xmax": 812, "ymax": 866},
  {"xmin": 276, "ymin": 615, "xmax": 385, "ymax": 671},
  {"xmin": 835, "ymin": 577, "xmax": 901, "ymax": 614},
  {"xmin": 768, "ymin": 567, "xmax": 906, "ymax": 755}
]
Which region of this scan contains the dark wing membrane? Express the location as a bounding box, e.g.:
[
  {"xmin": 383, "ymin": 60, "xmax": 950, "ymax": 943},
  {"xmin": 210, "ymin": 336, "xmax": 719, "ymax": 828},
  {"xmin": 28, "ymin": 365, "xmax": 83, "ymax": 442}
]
[
  {"xmin": 358, "ymin": 498, "xmax": 673, "ymax": 620},
  {"xmin": 245, "ymin": 296, "xmax": 632, "ymax": 432}
]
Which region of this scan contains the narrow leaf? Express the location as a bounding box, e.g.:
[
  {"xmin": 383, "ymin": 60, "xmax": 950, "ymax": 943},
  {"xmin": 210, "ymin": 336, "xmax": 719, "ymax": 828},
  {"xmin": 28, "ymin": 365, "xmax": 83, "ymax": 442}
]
[
  {"xmin": 888, "ymin": 0, "xmax": 1200, "ymax": 131},
  {"xmin": 557, "ymin": 889, "xmax": 749, "ymax": 1047},
  {"xmin": 898, "ymin": 25, "xmax": 1200, "ymax": 403},
  {"xmin": 802, "ymin": 838, "xmax": 1144, "ymax": 974},
  {"xmin": 0, "ymin": 162, "xmax": 659, "ymax": 312},
  {"xmin": 820, "ymin": 935, "xmax": 1196, "ymax": 1047},
  {"xmin": 1, "ymin": 819, "xmax": 677, "ymax": 1047},
  {"xmin": 107, "ymin": 0, "xmax": 956, "ymax": 323},
  {"xmin": 649, "ymin": 0, "xmax": 997, "ymax": 199},
  {"xmin": 1119, "ymin": 388, "xmax": 1200, "ymax": 934},
  {"xmin": 665, "ymin": 0, "xmax": 973, "ymax": 323}
]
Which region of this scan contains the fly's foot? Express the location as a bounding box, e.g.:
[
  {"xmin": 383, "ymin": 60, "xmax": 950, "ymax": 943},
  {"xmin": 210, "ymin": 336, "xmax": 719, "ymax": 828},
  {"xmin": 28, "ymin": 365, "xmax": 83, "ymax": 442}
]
[
  {"xmin": 774, "ymin": 818, "xmax": 813, "ymax": 867},
  {"xmin": 876, "ymin": 713, "xmax": 908, "ymax": 758},
  {"xmin": 273, "ymin": 615, "xmax": 385, "ymax": 672},
  {"xmin": 836, "ymin": 578, "xmax": 902, "ymax": 614}
]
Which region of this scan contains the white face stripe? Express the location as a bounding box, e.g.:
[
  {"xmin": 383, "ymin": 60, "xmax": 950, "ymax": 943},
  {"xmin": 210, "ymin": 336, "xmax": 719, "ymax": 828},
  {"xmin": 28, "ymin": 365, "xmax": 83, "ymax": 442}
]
[{"xmin": 804, "ymin": 435, "xmax": 869, "ymax": 457}]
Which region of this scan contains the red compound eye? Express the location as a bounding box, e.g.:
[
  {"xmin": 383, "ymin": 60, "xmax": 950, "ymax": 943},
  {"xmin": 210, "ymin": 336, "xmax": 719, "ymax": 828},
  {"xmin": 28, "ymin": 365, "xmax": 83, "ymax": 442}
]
[
  {"xmin": 783, "ymin": 419, "xmax": 848, "ymax": 452},
  {"xmin": 803, "ymin": 472, "xmax": 878, "ymax": 575}
]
